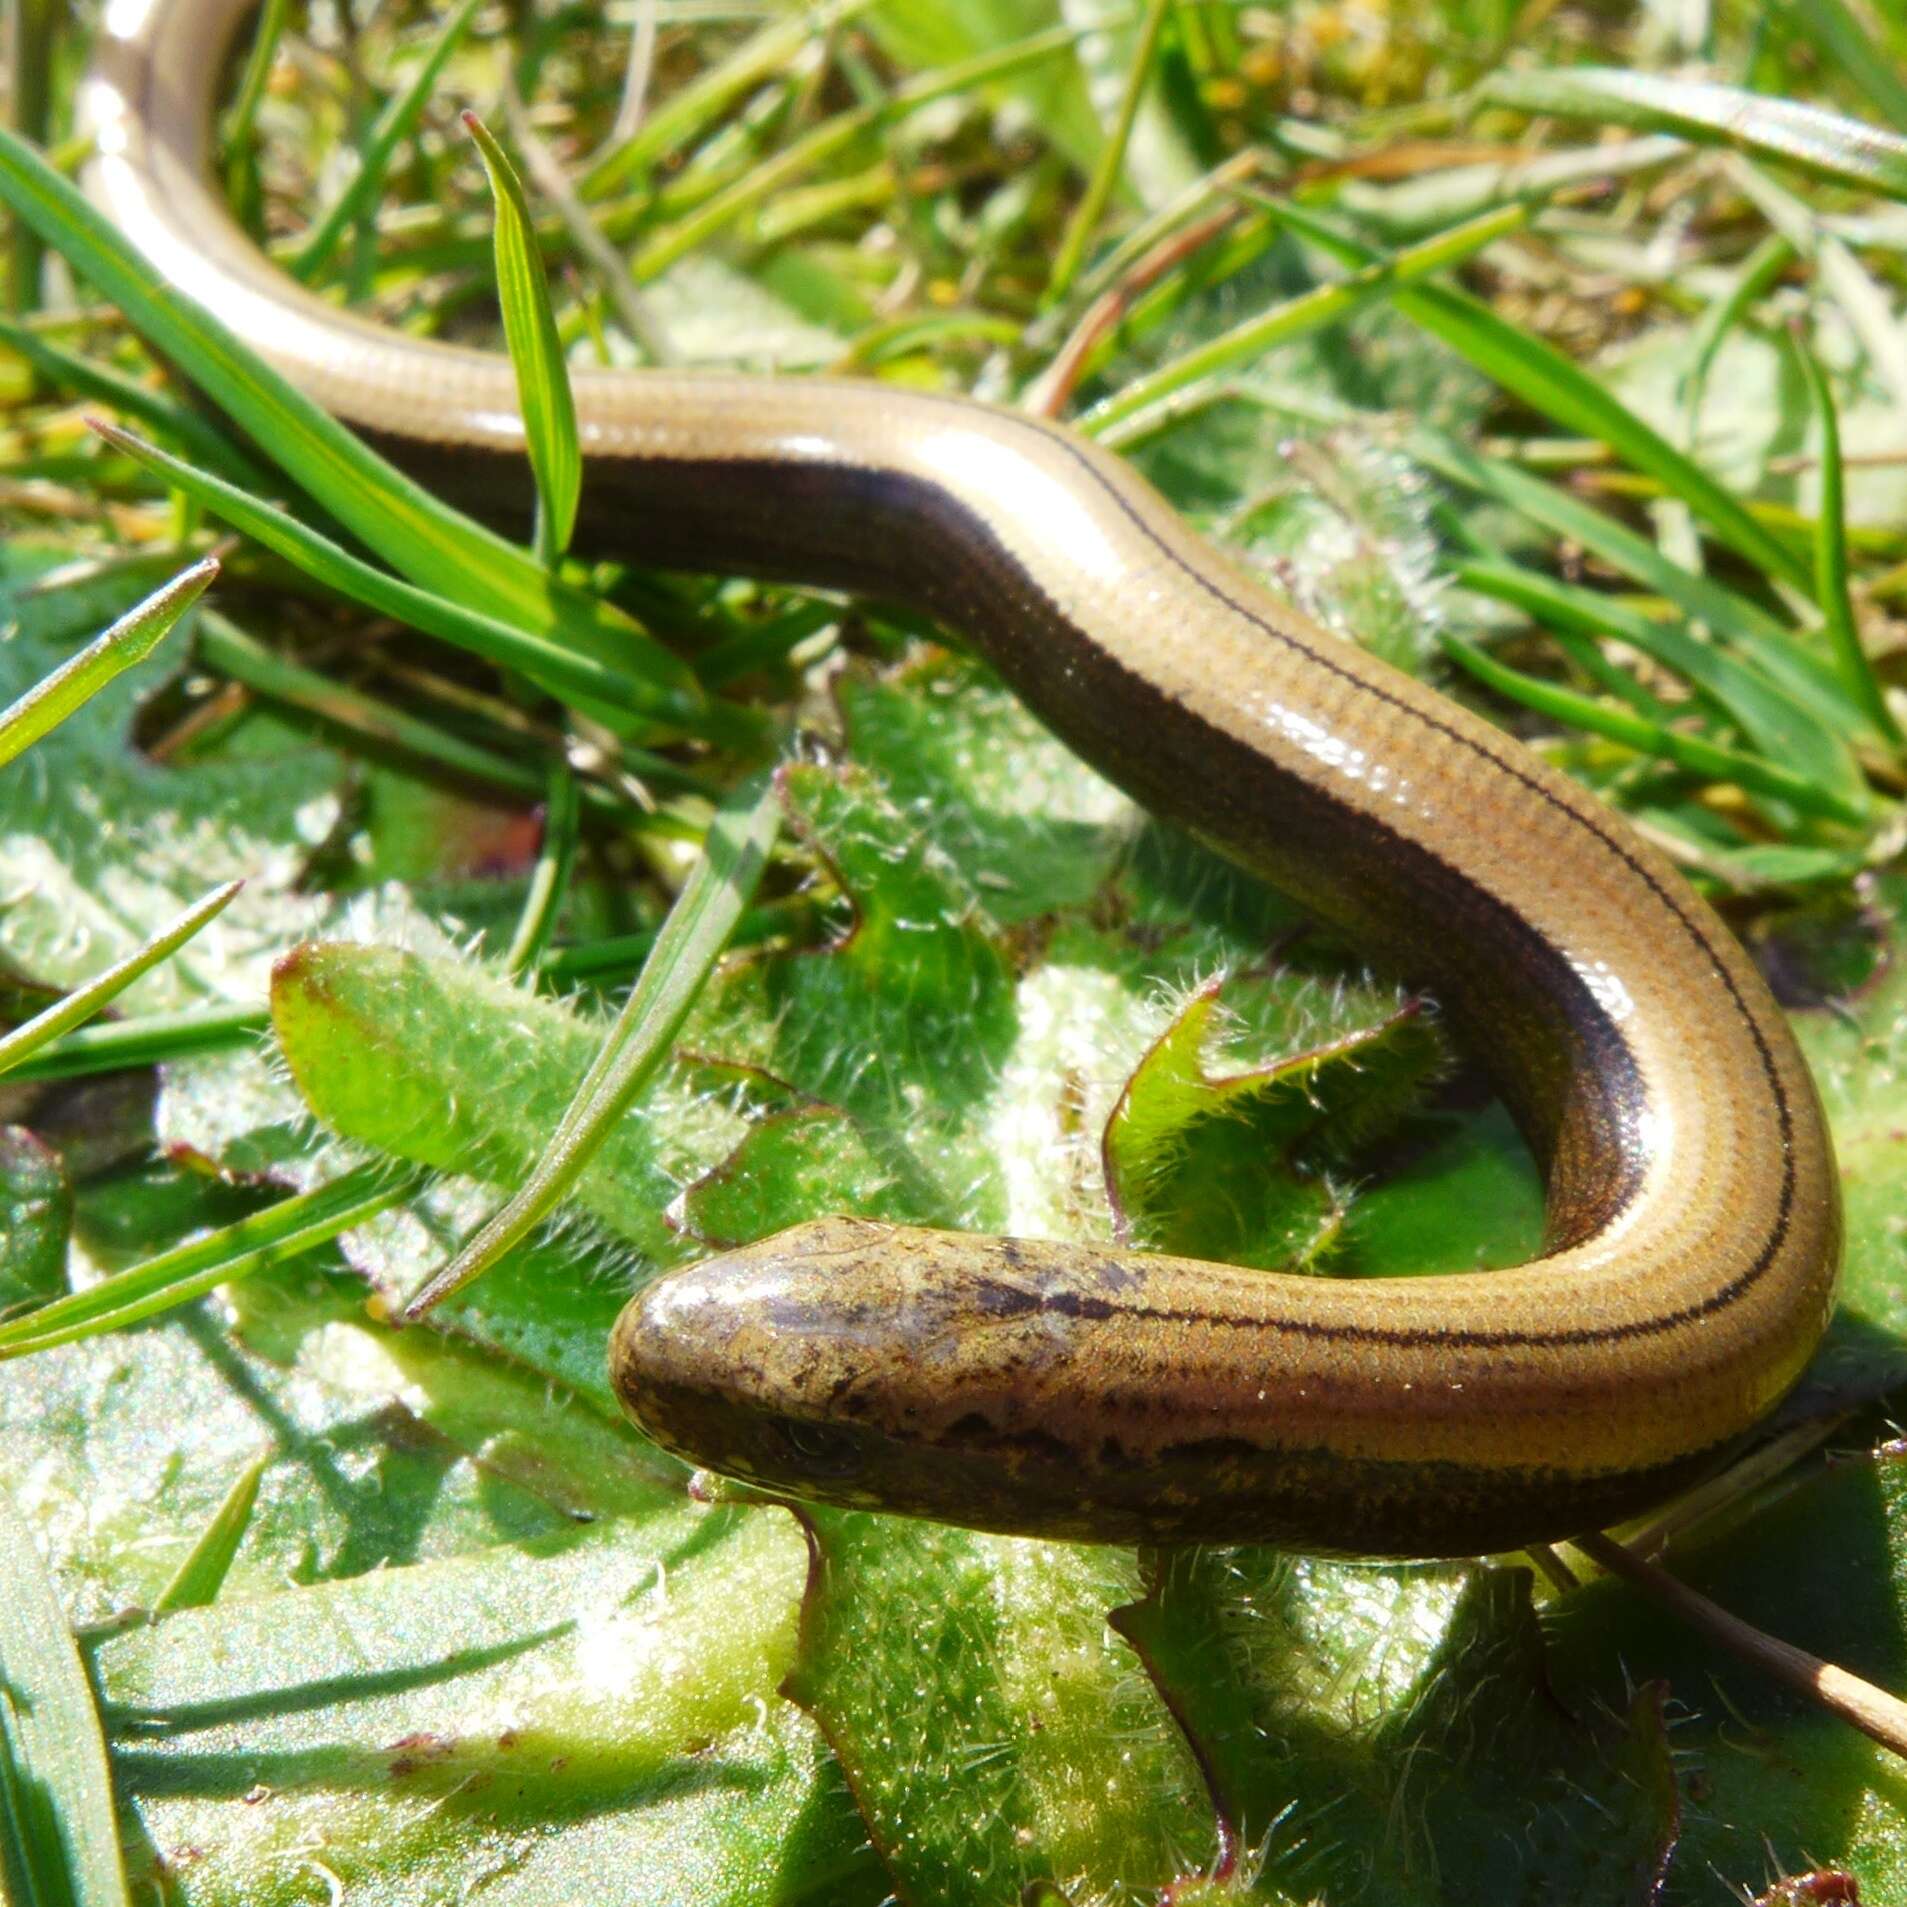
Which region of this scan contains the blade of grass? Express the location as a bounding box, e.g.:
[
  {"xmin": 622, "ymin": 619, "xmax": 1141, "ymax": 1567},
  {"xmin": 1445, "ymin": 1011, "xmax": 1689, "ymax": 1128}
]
[
  {"xmin": 5, "ymin": 0, "xmax": 53, "ymax": 311},
  {"xmin": 403, "ymin": 775, "xmax": 782, "ymax": 1316},
  {"xmin": 504, "ymin": 79, "xmax": 674, "ymax": 365},
  {"xmin": 542, "ymin": 896, "xmax": 815, "ymax": 982},
  {"xmin": 0, "ymin": 124, "xmax": 700, "ymax": 720},
  {"xmin": 627, "ymin": 23, "xmax": 1093, "ymax": 284},
  {"xmin": 94, "ymin": 422, "xmax": 748, "ymax": 738},
  {"xmin": 0, "ymin": 557, "xmax": 216, "ymax": 767},
  {"xmin": 1410, "ymin": 429, "xmax": 1874, "ymax": 739},
  {"xmin": 195, "ymin": 608, "xmax": 537, "ymax": 795},
  {"xmin": 1729, "ymin": 159, "xmax": 1907, "ymax": 412},
  {"xmin": 220, "ymin": 0, "xmax": 290, "ymax": 229},
  {"xmin": 465, "ymin": 112, "xmax": 581, "ymax": 566},
  {"xmin": 0, "ymin": 1485, "xmax": 129, "ymax": 1907},
  {"xmin": 291, "ymin": 0, "xmax": 484, "ymax": 281},
  {"xmin": 1477, "ymin": 67, "xmax": 1907, "ymax": 201},
  {"xmin": 0, "ymin": 1162, "xmax": 417, "ymax": 1359},
  {"xmin": 0, "ymin": 880, "xmax": 243, "ymax": 1079},
  {"xmin": 0, "ymin": 312, "xmax": 267, "ymax": 484},
  {"xmin": 1046, "ymin": 0, "xmax": 1171, "ymax": 302},
  {"xmin": 152, "ymin": 1452, "xmax": 271, "ymax": 1613},
  {"xmin": 1681, "ymin": 233, "xmax": 1794, "ymax": 440},
  {"xmin": 1080, "ymin": 201, "xmax": 1530, "ymax": 432},
  {"xmin": 1791, "ymin": 334, "xmax": 1902, "ymax": 746},
  {"xmin": 1242, "ymin": 192, "xmax": 1814, "ymax": 594},
  {"xmin": 1442, "ymin": 633, "xmax": 1874, "ymax": 826},
  {"xmin": 1, "ymin": 1003, "xmax": 267, "ymax": 1083},
  {"xmin": 507, "ymin": 763, "xmax": 581, "ymax": 977},
  {"xmin": 1456, "ymin": 558, "xmax": 1870, "ymax": 808},
  {"xmin": 581, "ymin": 0, "xmax": 866, "ymax": 199},
  {"xmin": 1774, "ymin": 0, "xmax": 1907, "ymax": 132}
]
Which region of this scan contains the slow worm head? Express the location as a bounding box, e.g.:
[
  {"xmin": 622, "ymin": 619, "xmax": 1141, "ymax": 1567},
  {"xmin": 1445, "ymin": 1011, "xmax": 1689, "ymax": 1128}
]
[{"xmin": 85, "ymin": 0, "xmax": 1843, "ymax": 1556}]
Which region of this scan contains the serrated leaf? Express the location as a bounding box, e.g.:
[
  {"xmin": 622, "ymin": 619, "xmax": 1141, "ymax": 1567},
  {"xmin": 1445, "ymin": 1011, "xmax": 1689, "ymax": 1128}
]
[
  {"xmin": 1105, "ymin": 977, "xmax": 1442, "ymax": 1270},
  {"xmin": 270, "ymin": 941, "xmax": 684, "ymax": 1258}
]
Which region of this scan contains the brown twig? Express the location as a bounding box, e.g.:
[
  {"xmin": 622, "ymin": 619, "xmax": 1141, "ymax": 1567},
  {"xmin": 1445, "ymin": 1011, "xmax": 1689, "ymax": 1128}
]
[{"xmin": 1574, "ymin": 1528, "xmax": 1907, "ymax": 1760}]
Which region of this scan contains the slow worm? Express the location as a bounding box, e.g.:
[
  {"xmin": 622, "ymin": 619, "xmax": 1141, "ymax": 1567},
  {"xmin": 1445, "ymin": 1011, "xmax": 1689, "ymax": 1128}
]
[{"xmin": 83, "ymin": 0, "xmax": 1842, "ymax": 1556}]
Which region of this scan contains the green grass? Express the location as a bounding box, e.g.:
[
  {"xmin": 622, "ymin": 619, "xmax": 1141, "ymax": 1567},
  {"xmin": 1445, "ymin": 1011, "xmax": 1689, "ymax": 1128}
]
[{"xmin": 4, "ymin": 1, "xmax": 1907, "ymax": 1901}]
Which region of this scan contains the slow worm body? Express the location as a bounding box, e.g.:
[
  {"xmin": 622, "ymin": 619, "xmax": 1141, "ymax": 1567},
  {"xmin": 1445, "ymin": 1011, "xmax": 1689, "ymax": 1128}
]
[{"xmin": 85, "ymin": 0, "xmax": 1842, "ymax": 1556}]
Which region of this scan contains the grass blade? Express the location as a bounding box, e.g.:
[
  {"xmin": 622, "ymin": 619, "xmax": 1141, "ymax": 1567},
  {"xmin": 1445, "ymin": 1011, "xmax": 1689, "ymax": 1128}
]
[
  {"xmin": 1775, "ymin": 0, "xmax": 1907, "ymax": 133},
  {"xmin": 1479, "ymin": 67, "xmax": 1907, "ymax": 201},
  {"xmin": 0, "ymin": 1162, "xmax": 416, "ymax": 1359},
  {"xmin": 291, "ymin": 0, "xmax": 484, "ymax": 280},
  {"xmin": 581, "ymin": 0, "xmax": 864, "ymax": 199},
  {"xmin": 1046, "ymin": 0, "xmax": 1171, "ymax": 302},
  {"xmin": 1442, "ymin": 634, "xmax": 1873, "ymax": 826},
  {"xmin": 1456, "ymin": 558, "xmax": 1870, "ymax": 810},
  {"xmin": 220, "ymin": 0, "xmax": 290, "ymax": 228},
  {"xmin": 153, "ymin": 1452, "xmax": 270, "ymax": 1613},
  {"xmin": 1791, "ymin": 335, "xmax": 1902, "ymax": 746},
  {"xmin": 0, "ymin": 1484, "xmax": 129, "ymax": 1906},
  {"xmin": 0, "ymin": 123, "xmax": 700, "ymax": 720},
  {"xmin": 91, "ymin": 420, "xmax": 735, "ymax": 735},
  {"xmin": 0, "ymin": 557, "xmax": 215, "ymax": 767},
  {"xmin": 1081, "ymin": 202, "xmax": 1529, "ymax": 433},
  {"xmin": 0, "ymin": 1004, "xmax": 267, "ymax": 1083},
  {"xmin": 0, "ymin": 312, "xmax": 266, "ymax": 484},
  {"xmin": 0, "ymin": 880, "xmax": 243, "ymax": 1079},
  {"xmin": 1248, "ymin": 194, "xmax": 1813, "ymax": 594},
  {"xmin": 1411, "ymin": 429, "xmax": 1872, "ymax": 737},
  {"xmin": 507, "ymin": 762, "xmax": 581, "ymax": 977},
  {"xmin": 464, "ymin": 112, "xmax": 582, "ymax": 566},
  {"xmin": 403, "ymin": 775, "xmax": 782, "ymax": 1316}
]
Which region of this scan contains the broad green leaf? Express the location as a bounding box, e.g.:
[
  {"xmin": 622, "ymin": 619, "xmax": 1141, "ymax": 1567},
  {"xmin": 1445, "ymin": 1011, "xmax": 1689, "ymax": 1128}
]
[
  {"xmin": 837, "ymin": 655, "xmax": 1129, "ymax": 923},
  {"xmin": 1545, "ymin": 1448, "xmax": 1907, "ymax": 1899},
  {"xmin": 787, "ymin": 1513, "xmax": 1214, "ymax": 1905},
  {"xmin": 1124, "ymin": 1554, "xmax": 1680, "ymax": 1900},
  {"xmin": 90, "ymin": 1494, "xmax": 870, "ymax": 1903},
  {"xmin": 272, "ymin": 943, "xmax": 691, "ymax": 1259}
]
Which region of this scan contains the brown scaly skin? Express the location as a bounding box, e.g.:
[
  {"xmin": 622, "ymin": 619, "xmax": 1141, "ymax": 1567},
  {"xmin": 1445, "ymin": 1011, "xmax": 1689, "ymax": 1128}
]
[{"xmin": 85, "ymin": 0, "xmax": 1841, "ymax": 1554}]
